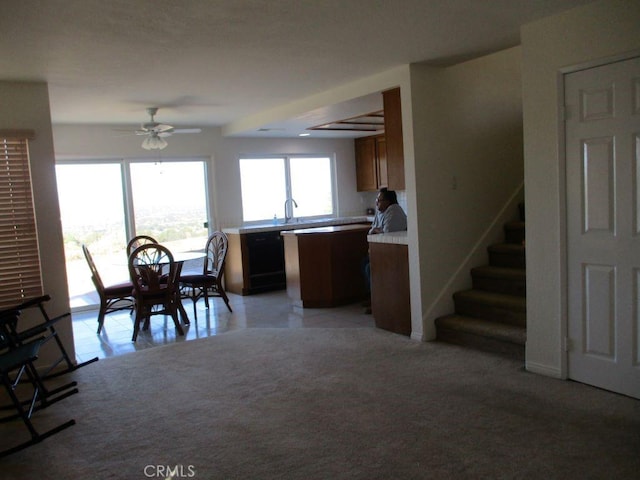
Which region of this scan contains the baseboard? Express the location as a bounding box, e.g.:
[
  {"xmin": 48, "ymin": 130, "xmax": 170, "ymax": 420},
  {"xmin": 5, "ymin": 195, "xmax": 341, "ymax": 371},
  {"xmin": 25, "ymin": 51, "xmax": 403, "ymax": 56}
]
[
  {"xmin": 410, "ymin": 331, "xmax": 427, "ymax": 342},
  {"xmin": 525, "ymin": 360, "xmax": 563, "ymax": 379}
]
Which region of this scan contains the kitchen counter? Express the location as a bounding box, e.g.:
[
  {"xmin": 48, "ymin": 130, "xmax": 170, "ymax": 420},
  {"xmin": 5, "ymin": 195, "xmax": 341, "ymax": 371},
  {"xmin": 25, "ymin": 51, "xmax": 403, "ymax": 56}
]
[
  {"xmin": 223, "ymin": 217, "xmax": 373, "ymax": 296},
  {"xmin": 367, "ymin": 230, "xmax": 408, "ymax": 245},
  {"xmin": 222, "ymin": 216, "xmax": 372, "ymax": 234},
  {"xmin": 369, "ymin": 238, "xmax": 411, "ymax": 336},
  {"xmin": 284, "ymin": 224, "xmax": 371, "ymax": 236},
  {"xmin": 282, "ymin": 224, "xmax": 370, "ymax": 308}
]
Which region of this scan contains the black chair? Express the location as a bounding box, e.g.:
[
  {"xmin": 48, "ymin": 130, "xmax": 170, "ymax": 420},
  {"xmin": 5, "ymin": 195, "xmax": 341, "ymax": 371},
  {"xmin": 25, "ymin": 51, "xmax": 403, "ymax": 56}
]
[
  {"xmin": 126, "ymin": 235, "xmax": 159, "ymax": 256},
  {"xmin": 82, "ymin": 244, "xmax": 135, "ymax": 334},
  {"xmin": 179, "ymin": 231, "xmax": 232, "ymax": 319},
  {"xmin": 0, "ymin": 295, "xmax": 98, "ymax": 379},
  {"xmin": 129, "ymin": 244, "xmax": 184, "ymax": 341},
  {"xmin": 0, "ymin": 336, "xmax": 77, "ymax": 458}
]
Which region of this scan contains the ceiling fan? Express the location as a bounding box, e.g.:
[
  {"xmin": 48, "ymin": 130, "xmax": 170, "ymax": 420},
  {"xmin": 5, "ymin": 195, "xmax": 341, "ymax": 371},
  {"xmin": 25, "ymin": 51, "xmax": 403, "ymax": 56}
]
[{"xmin": 135, "ymin": 107, "xmax": 202, "ymax": 150}]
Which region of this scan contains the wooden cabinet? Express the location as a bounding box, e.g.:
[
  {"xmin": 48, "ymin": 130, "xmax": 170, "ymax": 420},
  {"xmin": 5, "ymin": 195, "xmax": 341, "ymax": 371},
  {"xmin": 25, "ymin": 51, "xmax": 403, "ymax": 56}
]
[
  {"xmin": 282, "ymin": 225, "xmax": 370, "ymax": 308},
  {"xmin": 382, "ymin": 87, "xmax": 405, "ymax": 191},
  {"xmin": 370, "ymin": 241, "xmax": 411, "ymax": 336},
  {"xmin": 355, "ymin": 134, "xmax": 387, "ymax": 192},
  {"xmin": 354, "ymin": 87, "xmax": 404, "ymax": 192}
]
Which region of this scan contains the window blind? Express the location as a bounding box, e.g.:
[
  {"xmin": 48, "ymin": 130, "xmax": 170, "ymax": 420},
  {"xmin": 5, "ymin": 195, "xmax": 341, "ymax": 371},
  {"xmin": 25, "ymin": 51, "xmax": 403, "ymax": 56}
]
[{"xmin": 0, "ymin": 134, "xmax": 43, "ymax": 308}]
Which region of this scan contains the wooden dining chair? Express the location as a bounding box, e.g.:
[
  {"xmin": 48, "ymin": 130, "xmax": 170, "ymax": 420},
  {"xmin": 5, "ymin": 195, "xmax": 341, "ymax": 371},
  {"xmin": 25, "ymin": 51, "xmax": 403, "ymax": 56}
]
[
  {"xmin": 126, "ymin": 235, "xmax": 158, "ymax": 256},
  {"xmin": 179, "ymin": 231, "xmax": 232, "ymax": 318},
  {"xmin": 82, "ymin": 244, "xmax": 135, "ymax": 334},
  {"xmin": 128, "ymin": 243, "xmax": 184, "ymax": 341}
]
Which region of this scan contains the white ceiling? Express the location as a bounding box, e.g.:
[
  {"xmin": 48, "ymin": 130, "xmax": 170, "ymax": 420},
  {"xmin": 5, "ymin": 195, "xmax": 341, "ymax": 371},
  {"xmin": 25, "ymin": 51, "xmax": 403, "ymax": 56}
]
[{"xmin": 1, "ymin": 0, "xmax": 594, "ymax": 138}]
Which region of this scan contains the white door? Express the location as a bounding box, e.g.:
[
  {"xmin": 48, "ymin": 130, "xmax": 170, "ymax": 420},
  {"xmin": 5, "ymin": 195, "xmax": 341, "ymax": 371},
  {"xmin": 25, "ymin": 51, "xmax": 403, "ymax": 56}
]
[{"xmin": 565, "ymin": 56, "xmax": 640, "ymax": 399}]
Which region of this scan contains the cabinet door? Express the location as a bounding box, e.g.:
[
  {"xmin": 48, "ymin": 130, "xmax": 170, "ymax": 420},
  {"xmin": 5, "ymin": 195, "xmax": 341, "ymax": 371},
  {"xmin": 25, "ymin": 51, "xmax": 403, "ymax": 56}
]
[
  {"xmin": 375, "ymin": 135, "xmax": 388, "ymax": 189},
  {"xmin": 383, "ymin": 87, "xmax": 405, "ymax": 190},
  {"xmin": 355, "ymin": 136, "xmax": 378, "ymax": 191}
]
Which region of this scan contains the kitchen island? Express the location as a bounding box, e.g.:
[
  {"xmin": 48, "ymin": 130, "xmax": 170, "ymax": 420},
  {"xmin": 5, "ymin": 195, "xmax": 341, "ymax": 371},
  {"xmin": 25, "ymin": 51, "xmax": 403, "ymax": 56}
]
[
  {"xmin": 282, "ymin": 224, "xmax": 370, "ymax": 308},
  {"xmin": 223, "ymin": 217, "xmax": 370, "ymax": 296}
]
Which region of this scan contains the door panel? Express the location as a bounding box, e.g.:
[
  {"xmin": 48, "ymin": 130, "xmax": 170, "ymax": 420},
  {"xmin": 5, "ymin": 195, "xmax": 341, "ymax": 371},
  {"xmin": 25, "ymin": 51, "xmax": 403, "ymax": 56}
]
[
  {"xmin": 566, "ymin": 56, "xmax": 640, "ymax": 399},
  {"xmin": 56, "ymin": 163, "xmax": 128, "ymax": 309}
]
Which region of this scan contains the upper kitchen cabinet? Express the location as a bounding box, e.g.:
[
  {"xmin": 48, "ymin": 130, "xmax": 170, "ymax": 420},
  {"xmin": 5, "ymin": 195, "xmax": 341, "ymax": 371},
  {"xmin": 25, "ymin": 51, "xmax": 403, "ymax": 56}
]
[
  {"xmin": 382, "ymin": 87, "xmax": 405, "ymax": 191},
  {"xmin": 354, "ymin": 87, "xmax": 404, "ymax": 192},
  {"xmin": 355, "ymin": 134, "xmax": 387, "ymax": 192}
]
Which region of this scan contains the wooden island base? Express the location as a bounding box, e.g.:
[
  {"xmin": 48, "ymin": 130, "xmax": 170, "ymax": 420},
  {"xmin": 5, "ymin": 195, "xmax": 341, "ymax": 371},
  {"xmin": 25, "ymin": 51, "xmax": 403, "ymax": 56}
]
[
  {"xmin": 369, "ymin": 241, "xmax": 410, "ymax": 336},
  {"xmin": 282, "ymin": 225, "xmax": 370, "ymax": 308}
]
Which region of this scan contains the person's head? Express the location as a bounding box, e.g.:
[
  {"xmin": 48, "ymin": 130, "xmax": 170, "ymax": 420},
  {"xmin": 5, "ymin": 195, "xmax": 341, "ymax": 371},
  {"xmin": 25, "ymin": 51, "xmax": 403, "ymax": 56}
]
[{"xmin": 375, "ymin": 188, "xmax": 398, "ymax": 212}]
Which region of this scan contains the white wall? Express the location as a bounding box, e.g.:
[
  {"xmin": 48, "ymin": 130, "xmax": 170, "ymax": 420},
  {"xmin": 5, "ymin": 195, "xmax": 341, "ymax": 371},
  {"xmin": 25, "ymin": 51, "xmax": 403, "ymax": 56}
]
[
  {"xmin": 409, "ymin": 47, "xmax": 525, "ymax": 340},
  {"xmin": 521, "ymin": 0, "xmax": 640, "ymax": 378},
  {"xmin": 0, "ymin": 82, "xmax": 74, "ymax": 365}
]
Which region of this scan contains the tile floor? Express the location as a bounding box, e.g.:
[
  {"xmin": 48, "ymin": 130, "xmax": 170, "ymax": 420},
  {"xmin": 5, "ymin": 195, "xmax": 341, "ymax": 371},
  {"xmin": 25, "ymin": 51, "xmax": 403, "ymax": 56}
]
[{"xmin": 72, "ymin": 290, "xmax": 375, "ymax": 362}]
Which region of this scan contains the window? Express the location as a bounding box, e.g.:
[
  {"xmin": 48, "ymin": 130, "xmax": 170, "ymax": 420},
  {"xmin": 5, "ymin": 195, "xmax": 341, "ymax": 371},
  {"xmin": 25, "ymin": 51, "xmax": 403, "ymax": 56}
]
[
  {"xmin": 56, "ymin": 159, "xmax": 209, "ymax": 309},
  {"xmin": 239, "ymin": 155, "xmax": 334, "ymax": 222},
  {"xmin": 0, "ymin": 132, "xmax": 43, "ymax": 308}
]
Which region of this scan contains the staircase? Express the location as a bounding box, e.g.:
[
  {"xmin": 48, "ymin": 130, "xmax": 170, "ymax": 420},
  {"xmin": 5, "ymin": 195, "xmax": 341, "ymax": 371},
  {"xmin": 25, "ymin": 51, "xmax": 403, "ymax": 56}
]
[{"xmin": 435, "ymin": 205, "xmax": 526, "ymax": 360}]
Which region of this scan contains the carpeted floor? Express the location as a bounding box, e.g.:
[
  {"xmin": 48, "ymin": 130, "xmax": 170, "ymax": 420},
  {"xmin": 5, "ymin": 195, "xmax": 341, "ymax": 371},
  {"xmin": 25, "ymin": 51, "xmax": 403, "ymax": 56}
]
[{"xmin": 1, "ymin": 327, "xmax": 639, "ymax": 479}]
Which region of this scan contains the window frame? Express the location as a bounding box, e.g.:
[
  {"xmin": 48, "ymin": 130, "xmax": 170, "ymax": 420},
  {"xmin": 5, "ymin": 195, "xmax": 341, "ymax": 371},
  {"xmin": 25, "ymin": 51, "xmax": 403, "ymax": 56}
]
[{"xmin": 238, "ymin": 153, "xmax": 336, "ymax": 225}]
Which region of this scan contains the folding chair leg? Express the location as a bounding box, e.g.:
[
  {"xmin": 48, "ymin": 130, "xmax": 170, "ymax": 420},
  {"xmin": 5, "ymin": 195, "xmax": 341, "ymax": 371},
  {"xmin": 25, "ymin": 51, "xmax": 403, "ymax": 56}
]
[
  {"xmin": 0, "ymin": 346, "xmax": 77, "ymax": 458},
  {"xmin": 0, "ymin": 361, "xmax": 78, "ymax": 416},
  {"xmin": 3, "ymin": 298, "xmax": 99, "ymax": 380},
  {"xmin": 0, "ymin": 417, "xmax": 76, "ymax": 458},
  {"xmin": 35, "ymin": 308, "xmax": 99, "ymax": 380}
]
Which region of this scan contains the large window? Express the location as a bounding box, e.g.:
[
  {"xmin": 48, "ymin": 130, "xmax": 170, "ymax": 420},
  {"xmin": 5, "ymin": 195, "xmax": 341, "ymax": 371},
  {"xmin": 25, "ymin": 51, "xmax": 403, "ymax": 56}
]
[
  {"xmin": 56, "ymin": 159, "xmax": 208, "ymax": 309},
  {"xmin": 239, "ymin": 155, "xmax": 334, "ymax": 223}
]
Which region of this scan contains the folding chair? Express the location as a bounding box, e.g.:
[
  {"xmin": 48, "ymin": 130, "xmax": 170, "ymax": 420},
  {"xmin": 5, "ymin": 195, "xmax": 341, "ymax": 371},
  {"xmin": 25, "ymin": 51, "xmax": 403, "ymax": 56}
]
[
  {"xmin": 0, "ymin": 337, "xmax": 77, "ymax": 458},
  {"xmin": 0, "ymin": 295, "xmax": 98, "ymax": 380}
]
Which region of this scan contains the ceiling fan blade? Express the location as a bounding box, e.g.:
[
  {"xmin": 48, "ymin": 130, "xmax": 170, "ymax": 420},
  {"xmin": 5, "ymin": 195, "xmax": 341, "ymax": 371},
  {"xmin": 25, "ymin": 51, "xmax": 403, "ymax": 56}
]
[
  {"xmin": 154, "ymin": 124, "xmax": 174, "ymax": 133},
  {"xmin": 172, "ymin": 128, "xmax": 202, "ymax": 134},
  {"xmin": 157, "ymin": 131, "xmax": 173, "ymax": 138}
]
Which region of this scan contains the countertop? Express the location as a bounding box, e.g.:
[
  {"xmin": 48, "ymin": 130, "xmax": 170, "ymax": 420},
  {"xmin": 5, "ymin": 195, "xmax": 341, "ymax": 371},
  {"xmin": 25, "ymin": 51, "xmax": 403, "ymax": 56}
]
[
  {"xmin": 281, "ymin": 224, "xmax": 370, "ymax": 236},
  {"xmin": 222, "ymin": 216, "xmax": 373, "ymax": 234},
  {"xmin": 367, "ymin": 230, "xmax": 408, "ymax": 245}
]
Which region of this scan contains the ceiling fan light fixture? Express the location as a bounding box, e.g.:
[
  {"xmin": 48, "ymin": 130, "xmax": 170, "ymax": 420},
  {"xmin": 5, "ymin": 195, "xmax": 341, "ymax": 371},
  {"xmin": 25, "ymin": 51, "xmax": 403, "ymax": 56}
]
[{"xmin": 142, "ymin": 135, "xmax": 168, "ymax": 150}]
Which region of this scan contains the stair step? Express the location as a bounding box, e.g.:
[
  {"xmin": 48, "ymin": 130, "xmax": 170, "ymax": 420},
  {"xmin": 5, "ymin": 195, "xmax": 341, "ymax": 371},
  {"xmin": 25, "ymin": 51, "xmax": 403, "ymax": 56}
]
[
  {"xmin": 453, "ymin": 289, "xmax": 526, "ymax": 327},
  {"xmin": 471, "ymin": 266, "xmax": 526, "ymax": 297},
  {"xmin": 436, "ymin": 314, "xmax": 525, "ymax": 359},
  {"xmin": 504, "ymin": 221, "xmax": 525, "ymax": 244},
  {"xmin": 488, "ymin": 243, "xmax": 525, "ymax": 269}
]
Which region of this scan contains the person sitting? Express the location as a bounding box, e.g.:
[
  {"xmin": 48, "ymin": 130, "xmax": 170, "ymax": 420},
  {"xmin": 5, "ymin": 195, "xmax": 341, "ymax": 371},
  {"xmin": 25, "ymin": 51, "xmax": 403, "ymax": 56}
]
[
  {"xmin": 368, "ymin": 188, "xmax": 407, "ymax": 234},
  {"xmin": 363, "ymin": 188, "xmax": 407, "ymax": 313}
]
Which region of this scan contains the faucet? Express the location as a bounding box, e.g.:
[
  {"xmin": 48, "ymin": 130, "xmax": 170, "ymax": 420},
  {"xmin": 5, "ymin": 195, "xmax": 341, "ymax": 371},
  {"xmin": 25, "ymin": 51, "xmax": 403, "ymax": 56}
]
[{"xmin": 284, "ymin": 198, "xmax": 298, "ymax": 223}]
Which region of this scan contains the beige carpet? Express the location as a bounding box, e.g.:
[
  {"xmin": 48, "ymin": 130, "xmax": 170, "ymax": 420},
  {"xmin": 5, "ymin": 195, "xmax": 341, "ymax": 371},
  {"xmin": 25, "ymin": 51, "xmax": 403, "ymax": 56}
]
[{"xmin": 1, "ymin": 327, "xmax": 639, "ymax": 479}]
